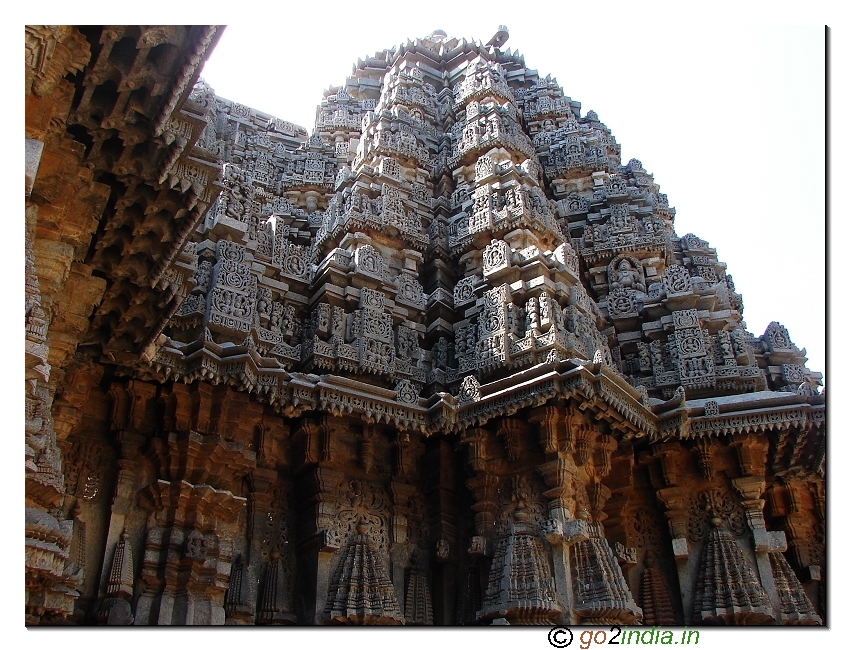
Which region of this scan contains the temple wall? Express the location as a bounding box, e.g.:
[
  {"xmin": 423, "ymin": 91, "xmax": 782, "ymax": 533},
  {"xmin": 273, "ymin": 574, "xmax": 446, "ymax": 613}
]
[{"xmin": 25, "ymin": 25, "xmax": 825, "ymax": 626}]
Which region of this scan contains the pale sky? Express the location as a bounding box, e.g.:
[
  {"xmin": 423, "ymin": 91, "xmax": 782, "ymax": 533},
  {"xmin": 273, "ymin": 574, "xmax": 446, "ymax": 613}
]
[{"xmin": 202, "ymin": 17, "xmax": 826, "ymax": 379}]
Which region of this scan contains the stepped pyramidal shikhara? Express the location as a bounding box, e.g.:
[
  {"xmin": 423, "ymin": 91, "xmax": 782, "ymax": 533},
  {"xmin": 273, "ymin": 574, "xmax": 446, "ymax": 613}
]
[{"xmin": 25, "ymin": 25, "xmax": 825, "ymax": 626}]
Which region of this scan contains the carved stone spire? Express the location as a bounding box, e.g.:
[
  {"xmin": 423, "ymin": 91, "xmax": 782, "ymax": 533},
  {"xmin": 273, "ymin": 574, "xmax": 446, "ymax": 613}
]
[
  {"xmin": 639, "ymin": 551, "xmax": 676, "ymax": 625},
  {"xmin": 325, "ymin": 519, "xmax": 404, "ymax": 624},
  {"xmin": 571, "ymin": 522, "xmax": 641, "ymax": 624},
  {"xmin": 96, "ymin": 527, "xmax": 136, "ymax": 625},
  {"xmin": 769, "ymin": 551, "xmax": 821, "ymax": 625},
  {"xmin": 479, "ymin": 504, "xmax": 562, "ymax": 624},
  {"xmin": 404, "ymin": 548, "xmax": 433, "ymax": 625},
  {"xmin": 106, "ymin": 528, "xmax": 134, "ymax": 598},
  {"xmin": 692, "ymin": 513, "xmax": 773, "ymax": 624},
  {"xmin": 256, "ymin": 550, "xmax": 295, "ymax": 624}
]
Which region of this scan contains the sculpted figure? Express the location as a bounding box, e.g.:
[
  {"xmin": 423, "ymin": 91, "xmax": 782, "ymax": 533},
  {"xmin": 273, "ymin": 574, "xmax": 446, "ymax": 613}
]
[
  {"xmin": 651, "ymin": 342, "xmax": 664, "ymax": 370},
  {"xmin": 435, "ymin": 337, "xmax": 448, "ymax": 369},
  {"xmin": 305, "ymin": 194, "xmax": 319, "ymax": 214},
  {"xmin": 639, "ymin": 343, "xmax": 651, "ymax": 371},
  {"xmin": 719, "ymin": 330, "xmax": 735, "ymax": 360},
  {"xmin": 226, "ymin": 184, "xmax": 247, "ymax": 221},
  {"xmin": 525, "ymin": 298, "xmax": 539, "ymax": 333},
  {"xmin": 610, "ymin": 259, "xmax": 646, "ymax": 293},
  {"xmin": 270, "ymin": 302, "xmax": 283, "ymax": 329},
  {"xmin": 257, "ymin": 295, "xmax": 269, "ymax": 324}
]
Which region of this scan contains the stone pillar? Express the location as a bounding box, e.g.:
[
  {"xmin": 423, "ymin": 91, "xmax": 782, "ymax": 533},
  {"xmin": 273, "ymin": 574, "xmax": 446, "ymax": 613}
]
[
  {"xmin": 390, "ymin": 479, "xmax": 417, "ymax": 618},
  {"xmin": 296, "ymin": 465, "xmax": 344, "ymax": 624},
  {"xmin": 732, "ymin": 476, "xmax": 781, "ymax": 619},
  {"xmin": 539, "ymin": 457, "xmax": 579, "ymax": 622},
  {"xmin": 96, "ymin": 431, "xmax": 145, "ymax": 600},
  {"xmin": 656, "ymin": 486, "xmax": 693, "ymax": 621},
  {"xmin": 424, "ymin": 437, "xmax": 459, "ymax": 625}
]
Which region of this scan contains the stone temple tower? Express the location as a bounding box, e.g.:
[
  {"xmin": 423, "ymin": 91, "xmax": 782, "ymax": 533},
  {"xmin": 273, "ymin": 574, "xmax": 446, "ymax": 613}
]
[{"xmin": 25, "ymin": 25, "xmax": 824, "ymax": 626}]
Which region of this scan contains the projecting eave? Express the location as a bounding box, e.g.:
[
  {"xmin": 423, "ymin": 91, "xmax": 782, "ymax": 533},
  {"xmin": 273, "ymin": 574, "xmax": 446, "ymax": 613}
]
[
  {"xmin": 449, "ymin": 357, "xmax": 657, "ymax": 439},
  {"xmin": 654, "ymin": 388, "xmax": 825, "ymax": 446}
]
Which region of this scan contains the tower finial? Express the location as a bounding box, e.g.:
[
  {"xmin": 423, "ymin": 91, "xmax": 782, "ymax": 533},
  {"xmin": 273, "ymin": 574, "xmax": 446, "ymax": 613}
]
[{"xmin": 486, "ymin": 25, "xmax": 510, "ymax": 49}]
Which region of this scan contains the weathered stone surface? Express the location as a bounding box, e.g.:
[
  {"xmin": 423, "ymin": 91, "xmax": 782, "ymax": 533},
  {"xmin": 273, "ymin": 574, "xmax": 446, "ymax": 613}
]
[{"xmin": 25, "ymin": 25, "xmax": 825, "ymax": 626}]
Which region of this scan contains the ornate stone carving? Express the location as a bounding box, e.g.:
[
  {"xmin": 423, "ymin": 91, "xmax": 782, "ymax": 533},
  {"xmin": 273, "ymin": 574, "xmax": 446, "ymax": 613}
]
[
  {"xmin": 479, "ymin": 504, "xmax": 561, "ymax": 624},
  {"xmin": 769, "ymin": 550, "xmax": 821, "ymax": 625},
  {"xmin": 639, "ymin": 552, "xmax": 676, "ymax": 626},
  {"xmin": 692, "ymin": 515, "xmax": 773, "ymax": 625},
  {"xmin": 664, "ymin": 264, "xmax": 692, "ymax": 295},
  {"xmin": 404, "ymin": 548, "xmax": 433, "ymax": 625},
  {"xmin": 571, "ymin": 523, "xmax": 642, "ymax": 624},
  {"xmin": 24, "ymin": 24, "xmax": 825, "ymax": 627},
  {"xmin": 324, "ymin": 520, "xmax": 404, "ymax": 625}
]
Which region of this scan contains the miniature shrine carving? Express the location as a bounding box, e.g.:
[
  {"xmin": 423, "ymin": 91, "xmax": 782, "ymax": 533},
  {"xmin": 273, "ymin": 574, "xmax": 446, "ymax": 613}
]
[{"xmin": 24, "ymin": 25, "xmax": 825, "ymax": 626}]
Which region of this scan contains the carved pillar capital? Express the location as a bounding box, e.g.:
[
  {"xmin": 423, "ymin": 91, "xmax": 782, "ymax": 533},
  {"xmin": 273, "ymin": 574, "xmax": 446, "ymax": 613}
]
[
  {"xmin": 530, "ymin": 405, "xmax": 560, "ymax": 454},
  {"xmin": 730, "ymin": 477, "xmax": 771, "ymax": 553},
  {"xmin": 461, "ymin": 426, "xmax": 488, "ymax": 472},
  {"xmin": 732, "ymin": 476, "xmax": 766, "ymax": 501},
  {"xmin": 496, "ymin": 417, "xmax": 524, "ymax": 461},
  {"xmin": 731, "ymin": 437, "xmax": 768, "ymax": 477},
  {"xmin": 656, "ymin": 486, "xmax": 690, "ymax": 558},
  {"xmin": 651, "ymin": 442, "xmax": 681, "ymax": 487}
]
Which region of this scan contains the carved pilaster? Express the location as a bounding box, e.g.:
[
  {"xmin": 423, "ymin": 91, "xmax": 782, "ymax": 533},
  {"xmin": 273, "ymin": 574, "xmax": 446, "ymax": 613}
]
[
  {"xmin": 652, "ymin": 442, "xmax": 681, "ymax": 488},
  {"xmin": 656, "ymin": 487, "xmax": 690, "ymax": 556},
  {"xmin": 731, "ymin": 476, "xmax": 782, "ymax": 618},
  {"xmin": 96, "ymin": 429, "xmax": 145, "ymax": 609},
  {"xmin": 539, "ymin": 457, "xmax": 578, "ymax": 526},
  {"xmin": 320, "ymin": 415, "xmax": 332, "ymax": 462},
  {"xmin": 587, "ymin": 478, "xmax": 612, "ymax": 524},
  {"xmin": 574, "ymin": 423, "xmax": 597, "ymax": 466},
  {"xmin": 466, "ymin": 472, "xmax": 499, "ymax": 555},
  {"xmin": 224, "ymin": 554, "xmax": 253, "ymax": 624},
  {"xmin": 773, "ymin": 478, "xmax": 822, "ymax": 588},
  {"xmin": 563, "ymin": 407, "xmax": 583, "ymax": 455},
  {"xmin": 597, "ymin": 434, "xmax": 617, "ymax": 478},
  {"xmin": 732, "ymin": 476, "xmax": 769, "ymax": 550}
]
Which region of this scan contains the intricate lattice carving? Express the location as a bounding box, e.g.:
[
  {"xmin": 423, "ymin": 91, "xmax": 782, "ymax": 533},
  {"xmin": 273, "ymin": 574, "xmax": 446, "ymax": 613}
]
[{"xmin": 688, "ymin": 489, "xmax": 746, "ymax": 542}]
